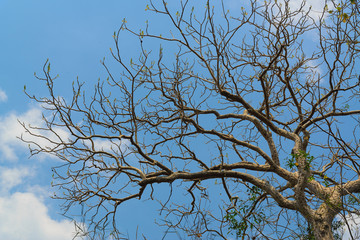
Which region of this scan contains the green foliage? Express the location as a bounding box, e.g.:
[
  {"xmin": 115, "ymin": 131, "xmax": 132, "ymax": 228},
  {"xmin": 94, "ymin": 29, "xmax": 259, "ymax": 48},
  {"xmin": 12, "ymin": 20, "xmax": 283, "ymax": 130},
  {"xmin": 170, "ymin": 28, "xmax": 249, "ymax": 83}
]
[
  {"xmin": 322, "ymin": 175, "xmax": 330, "ymax": 187},
  {"xmin": 224, "ymin": 186, "xmax": 265, "ymax": 237},
  {"xmin": 286, "ymin": 150, "xmax": 315, "ymax": 171},
  {"xmin": 299, "ymin": 224, "xmax": 316, "ymax": 240},
  {"xmin": 286, "ymin": 154, "xmax": 297, "ymax": 169},
  {"xmin": 332, "ymin": 219, "xmax": 345, "ymax": 240},
  {"xmin": 307, "ymin": 175, "xmax": 315, "ymax": 182},
  {"xmin": 327, "ymin": 2, "xmax": 355, "ymax": 23},
  {"xmin": 225, "ymin": 211, "xmax": 249, "ymax": 236}
]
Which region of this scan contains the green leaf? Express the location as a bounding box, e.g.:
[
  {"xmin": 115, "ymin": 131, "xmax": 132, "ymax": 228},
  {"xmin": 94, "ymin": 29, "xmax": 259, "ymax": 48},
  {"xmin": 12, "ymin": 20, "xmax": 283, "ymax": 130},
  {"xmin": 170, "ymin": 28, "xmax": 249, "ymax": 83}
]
[{"xmin": 341, "ymin": 13, "xmax": 349, "ymax": 22}]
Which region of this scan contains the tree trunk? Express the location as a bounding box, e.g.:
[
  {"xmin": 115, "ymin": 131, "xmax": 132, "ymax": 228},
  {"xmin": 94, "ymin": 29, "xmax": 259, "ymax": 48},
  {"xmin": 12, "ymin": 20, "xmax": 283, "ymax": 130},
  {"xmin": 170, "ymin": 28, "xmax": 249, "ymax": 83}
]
[{"xmin": 312, "ymin": 218, "xmax": 334, "ymax": 240}]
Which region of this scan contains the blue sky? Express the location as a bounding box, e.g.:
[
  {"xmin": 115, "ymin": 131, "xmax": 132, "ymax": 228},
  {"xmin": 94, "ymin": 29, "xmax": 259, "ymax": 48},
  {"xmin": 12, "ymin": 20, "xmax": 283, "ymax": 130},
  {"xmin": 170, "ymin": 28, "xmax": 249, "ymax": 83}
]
[
  {"xmin": 0, "ymin": 1, "xmax": 165, "ymax": 239},
  {"xmin": 0, "ymin": 0, "xmax": 359, "ymax": 239}
]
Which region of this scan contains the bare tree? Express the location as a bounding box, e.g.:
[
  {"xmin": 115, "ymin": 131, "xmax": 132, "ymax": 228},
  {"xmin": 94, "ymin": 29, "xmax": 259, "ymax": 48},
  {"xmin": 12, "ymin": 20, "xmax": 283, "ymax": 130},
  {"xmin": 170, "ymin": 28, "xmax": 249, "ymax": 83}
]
[{"xmin": 21, "ymin": 0, "xmax": 360, "ymax": 239}]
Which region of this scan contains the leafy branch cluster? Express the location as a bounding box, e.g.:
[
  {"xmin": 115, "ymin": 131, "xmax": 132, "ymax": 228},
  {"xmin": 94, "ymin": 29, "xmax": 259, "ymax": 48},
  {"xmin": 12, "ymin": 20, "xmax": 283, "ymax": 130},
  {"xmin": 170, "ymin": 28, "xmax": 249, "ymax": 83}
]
[
  {"xmin": 286, "ymin": 150, "xmax": 315, "ymax": 171},
  {"xmin": 225, "ymin": 186, "xmax": 265, "ymax": 238}
]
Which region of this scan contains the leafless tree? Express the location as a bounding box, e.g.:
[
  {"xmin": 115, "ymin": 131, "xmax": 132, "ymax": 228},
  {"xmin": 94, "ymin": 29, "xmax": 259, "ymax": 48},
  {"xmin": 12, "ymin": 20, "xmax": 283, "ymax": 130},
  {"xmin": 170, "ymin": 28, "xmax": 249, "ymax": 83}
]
[{"xmin": 21, "ymin": 0, "xmax": 360, "ymax": 239}]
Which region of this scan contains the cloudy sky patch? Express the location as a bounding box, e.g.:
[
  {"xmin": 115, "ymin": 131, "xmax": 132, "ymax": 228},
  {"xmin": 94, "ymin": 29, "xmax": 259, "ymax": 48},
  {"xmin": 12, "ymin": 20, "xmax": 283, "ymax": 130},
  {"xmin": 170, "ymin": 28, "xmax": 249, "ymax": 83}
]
[
  {"xmin": 0, "ymin": 88, "xmax": 7, "ymax": 102},
  {"xmin": 0, "ymin": 106, "xmax": 44, "ymax": 161},
  {"xmin": 0, "ymin": 192, "xmax": 75, "ymax": 240}
]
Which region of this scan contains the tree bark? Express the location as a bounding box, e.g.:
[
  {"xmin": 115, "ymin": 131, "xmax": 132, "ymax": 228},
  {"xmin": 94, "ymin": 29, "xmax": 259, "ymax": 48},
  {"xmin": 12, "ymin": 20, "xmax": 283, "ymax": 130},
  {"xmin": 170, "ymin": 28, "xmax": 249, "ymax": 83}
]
[{"xmin": 312, "ymin": 218, "xmax": 334, "ymax": 240}]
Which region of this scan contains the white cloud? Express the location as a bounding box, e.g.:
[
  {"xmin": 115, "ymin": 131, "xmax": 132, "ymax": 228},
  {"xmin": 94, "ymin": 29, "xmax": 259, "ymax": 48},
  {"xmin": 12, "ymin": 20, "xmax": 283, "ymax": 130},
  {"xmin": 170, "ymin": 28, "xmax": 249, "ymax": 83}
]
[
  {"xmin": 0, "ymin": 164, "xmax": 77, "ymax": 240},
  {"xmin": 0, "ymin": 88, "xmax": 7, "ymax": 102},
  {"xmin": 91, "ymin": 138, "xmax": 129, "ymax": 153},
  {"xmin": 224, "ymin": 0, "xmax": 332, "ymax": 21},
  {"xmin": 0, "ymin": 105, "xmax": 81, "ymax": 238},
  {"xmin": 0, "ymin": 166, "xmax": 33, "ymax": 194},
  {"xmin": 0, "ymin": 192, "xmax": 76, "ymax": 240},
  {"xmin": 0, "ymin": 165, "xmax": 78, "ymax": 240},
  {"xmin": 287, "ymin": 0, "xmax": 327, "ymax": 20},
  {"xmin": 0, "ymin": 107, "xmax": 43, "ymax": 160},
  {"xmin": 342, "ymin": 214, "xmax": 360, "ymax": 240},
  {"xmin": 0, "ymin": 105, "xmax": 71, "ymax": 161},
  {"xmin": 264, "ymin": 0, "xmax": 332, "ymax": 22}
]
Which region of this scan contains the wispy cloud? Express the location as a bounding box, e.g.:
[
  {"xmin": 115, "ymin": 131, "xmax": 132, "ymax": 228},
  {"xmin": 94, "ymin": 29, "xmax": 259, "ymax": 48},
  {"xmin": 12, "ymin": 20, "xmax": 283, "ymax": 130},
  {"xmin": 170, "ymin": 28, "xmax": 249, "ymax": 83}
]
[
  {"xmin": 84, "ymin": 138, "xmax": 130, "ymax": 153},
  {"xmin": 0, "ymin": 166, "xmax": 33, "ymax": 194},
  {"xmin": 0, "ymin": 88, "xmax": 7, "ymax": 102},
  {"xmin": 0, "ymin": 107, "xmax": 43, "ymax": 161},
  {"xmin": 0, "ymin": 105, "xmax": 71, "ymax": 161},
  {"xmin": 224, "ymin": 0, "xmax": 331, "ymax": 20},
  {"xmin": 287, "ymin": 0, "xmax": 328, "ymax": 20}
]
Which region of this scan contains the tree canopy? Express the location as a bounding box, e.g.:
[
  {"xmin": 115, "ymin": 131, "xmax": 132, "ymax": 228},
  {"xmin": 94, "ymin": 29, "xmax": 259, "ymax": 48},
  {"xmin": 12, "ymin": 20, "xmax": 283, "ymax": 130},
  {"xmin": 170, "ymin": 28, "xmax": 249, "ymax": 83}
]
[{"xmin": 22, "ymin": 0, "xmax": 360, "ymax": 239}]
